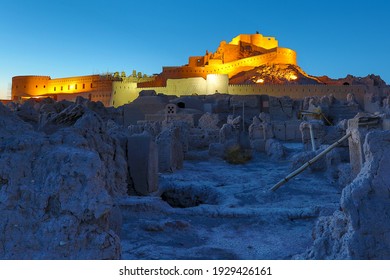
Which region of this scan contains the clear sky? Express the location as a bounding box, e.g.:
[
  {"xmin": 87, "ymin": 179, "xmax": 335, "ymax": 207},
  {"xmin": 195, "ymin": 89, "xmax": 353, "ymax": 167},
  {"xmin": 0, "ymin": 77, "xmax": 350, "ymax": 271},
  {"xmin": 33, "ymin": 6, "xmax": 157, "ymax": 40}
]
[{"xmin": 1, "ymin": 0, "xmax": 389, "ymax": 99}]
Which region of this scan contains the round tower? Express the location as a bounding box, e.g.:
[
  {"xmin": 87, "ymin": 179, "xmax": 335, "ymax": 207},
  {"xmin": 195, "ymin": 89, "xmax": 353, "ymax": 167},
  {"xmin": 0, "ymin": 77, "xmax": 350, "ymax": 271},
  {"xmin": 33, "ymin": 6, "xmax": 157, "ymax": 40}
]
[{"xmin": 12, "ymin": 76, "xmax": 50, "ymax": 100}]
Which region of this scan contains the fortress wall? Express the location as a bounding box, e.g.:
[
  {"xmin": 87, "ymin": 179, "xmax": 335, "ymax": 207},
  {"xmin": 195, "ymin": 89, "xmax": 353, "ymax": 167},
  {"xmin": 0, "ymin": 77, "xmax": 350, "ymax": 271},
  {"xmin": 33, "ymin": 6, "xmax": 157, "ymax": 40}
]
[
  {"xmin": 54, "ymin": 92, "xmax": 91, "ymax": 103},
  {"xmin": 228, "ymin": 84, "xmax": 366, "ymax": 105},
  {"xmin": 161, "ymin": 67, "xmax": 208, "ymax": 80},
  {"xmin": 188, "ymin": 56, "xmax": 205, "ymax": 67},
  {"xmin": 46, "ymin": 75, "xmax": 114, "ymax": 106},
  {"xmin": 230, "ymin": 34, "xmax": 248, "ymax": 45},
  {"xmin": 12, "ymin": 75, "xmax": 114, "ymax": 106},
  {"xmin": 112, "ymin": 78, "xmax": 209, "ymax": 106},
  {"xmin": 46, "ymin": 75, "xmax": 97, "ymax": 94},
  {"xmin": 111, "ymin": 85, "xmax": 168, "ymax": 107},
  {"xmin": 218, "ymin": 43, "xmax": 240, "ymax": 63},
  {"xmin": 111, "ymin": 75, "xmax": 229, "ymax": 107},
  {"xmin": 166, "ymin": 77, "xmax": 207, "ymax": 95},
  {"xmin": 250, "ymin": 35, "xmax": 278, "ymax": 50},
  {"xmin": 89, "ymin": 78, "xmax": 114, "ymax": 106},
  {"xmin": 207, "ymin": 59, "xmax": 223, "ymax": 66},
  {"xmin": 274, "ymin": 48, "xmax": 297, "ymax": 65},
  {"xmin": 205, "ymin": 48, "xmax": 296, "ymax": 75},
  {"xmin": 112, "ymin": 81, "xmax": 139, "ymax": 107},
  {"xmin": 111, "ymin": 75, "xmax": 366, "ymax": 109},
  {"xmin": 206, "ymin": 74, "xmax": 229, "ymax": 93},
  {"xmin": 111, "ymin": 75, "xmax": 158, "ymax": 106},
  {"xmin": 222, "ymin": 52, "xmax": 278, "ymax": 76},
  {"xmin": 230, "ymin": 34, "xmax": 278, "ymax": 50}
]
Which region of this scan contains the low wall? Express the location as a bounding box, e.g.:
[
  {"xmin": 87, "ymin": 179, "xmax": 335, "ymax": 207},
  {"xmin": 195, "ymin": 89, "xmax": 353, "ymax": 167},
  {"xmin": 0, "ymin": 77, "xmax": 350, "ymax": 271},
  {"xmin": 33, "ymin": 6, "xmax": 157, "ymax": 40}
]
[
  {"xmin": 112, "ymin": 76, "xmax": 366, "ymax": 108},
  {"xmin": 228, "ymin": 84, "xmax": 366, "ymax": 107}
]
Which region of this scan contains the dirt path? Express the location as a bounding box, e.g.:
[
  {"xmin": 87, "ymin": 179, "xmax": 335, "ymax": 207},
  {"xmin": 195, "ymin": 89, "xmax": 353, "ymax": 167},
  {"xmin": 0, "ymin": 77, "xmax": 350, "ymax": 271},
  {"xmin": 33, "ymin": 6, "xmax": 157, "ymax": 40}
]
[{"xmin": 120, "ymin": 151, "xmax": 341, "ymax": 259}]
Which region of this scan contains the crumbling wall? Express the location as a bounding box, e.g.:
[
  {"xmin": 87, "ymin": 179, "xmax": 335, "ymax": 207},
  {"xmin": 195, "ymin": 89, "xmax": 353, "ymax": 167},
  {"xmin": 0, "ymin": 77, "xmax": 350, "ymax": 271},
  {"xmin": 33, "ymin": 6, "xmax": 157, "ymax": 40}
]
[
  {"xmin": 156, "ymin": 127, "xmax": 184, "ymax": 172},
  {"xmin": 302, "ymin": 130, "xmax": 390, "ymax": 259},
  {"xmin": 188, "ymin": 113, "xmax": 220, "ymax": 150}
]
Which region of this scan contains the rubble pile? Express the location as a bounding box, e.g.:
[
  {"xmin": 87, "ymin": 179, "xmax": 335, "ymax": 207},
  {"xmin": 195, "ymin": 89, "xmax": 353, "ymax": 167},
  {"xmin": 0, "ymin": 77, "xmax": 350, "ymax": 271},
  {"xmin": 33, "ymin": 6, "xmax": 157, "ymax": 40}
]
[{"xmin": 0, "ymin": 101, "xmax": 127, "ymax": 259}]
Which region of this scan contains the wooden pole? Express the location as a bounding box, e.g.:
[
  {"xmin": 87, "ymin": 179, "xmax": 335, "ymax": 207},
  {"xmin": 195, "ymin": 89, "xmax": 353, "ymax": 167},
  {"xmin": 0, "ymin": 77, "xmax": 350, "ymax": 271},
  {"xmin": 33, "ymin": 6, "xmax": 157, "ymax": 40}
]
[
  {"xmin": 309, "ymin": 124, "xmax": 316, "ymax": 151},
  {"xmin": 242, "ymin": 101, "xmax": 245, "ymax": 132},
  {"xmin": 270, "ymin": 132, "xmax": 352, "ymax": 192}
]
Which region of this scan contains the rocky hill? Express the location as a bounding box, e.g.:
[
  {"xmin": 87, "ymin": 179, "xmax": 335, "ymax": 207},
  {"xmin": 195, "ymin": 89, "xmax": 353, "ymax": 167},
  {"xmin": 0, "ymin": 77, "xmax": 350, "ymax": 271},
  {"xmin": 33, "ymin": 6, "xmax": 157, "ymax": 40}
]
[
  {"xmin": 229, "ymin": 64, "xmax": 322, "ymax": 85},
  {"xmin": 229, "ymin": 64, "xmax": 389, "ymax": 88},
  {"xmin": 317, "ymin": 74, "xmax": 388, "ymax": 87}
]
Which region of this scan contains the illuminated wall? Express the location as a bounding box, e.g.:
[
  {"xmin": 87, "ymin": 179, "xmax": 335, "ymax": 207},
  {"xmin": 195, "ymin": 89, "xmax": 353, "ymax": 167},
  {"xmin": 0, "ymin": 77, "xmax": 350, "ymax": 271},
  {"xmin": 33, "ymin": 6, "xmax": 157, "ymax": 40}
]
[
  {"xmin": 111, "ymin": 80, "xmax": 139, "ymax": 107},
  {"xmin": 10, "ymin": 75, "xmax": 367, "ymax": 108},
  {"xmin": 206, "ymin": 74, "xmax": 229, "ymax": 93},
  {"xmin": 228, "ymin": 84, "xmax": 366, "ymax": 106},
  {"xmin": 111, "ymin": 75, "xmax": 157, "ymax": 107},
  {"xmin": 12, "ymin": 75, "xmax": 117, "ymax": 106},
  {"xmin": 112, "ymin": 74, "xmax": 229, "ymax": 106},
  {"xmin": 111, "ymin": 74, "xmax": 366, "ymax": 108},
  {"xmin": 12, "ymin": 76, "xmax": 51, "ymax": 96}
]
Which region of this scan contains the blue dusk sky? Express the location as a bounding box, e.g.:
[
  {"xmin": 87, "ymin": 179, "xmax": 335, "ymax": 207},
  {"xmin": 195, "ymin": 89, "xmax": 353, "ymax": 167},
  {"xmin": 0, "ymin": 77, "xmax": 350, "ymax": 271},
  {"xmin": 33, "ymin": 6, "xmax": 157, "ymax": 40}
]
[{"xmin": 0, "ymin": 0, "xmax": 389, "ymax": 99}]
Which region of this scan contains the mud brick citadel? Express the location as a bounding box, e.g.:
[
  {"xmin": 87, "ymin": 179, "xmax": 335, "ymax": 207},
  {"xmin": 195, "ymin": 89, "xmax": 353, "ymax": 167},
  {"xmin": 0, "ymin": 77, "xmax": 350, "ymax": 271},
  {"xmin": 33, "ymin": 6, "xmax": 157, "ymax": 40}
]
[{"xmin": 11, "ymin": 33, "xmax": 385, "ymax": 108}]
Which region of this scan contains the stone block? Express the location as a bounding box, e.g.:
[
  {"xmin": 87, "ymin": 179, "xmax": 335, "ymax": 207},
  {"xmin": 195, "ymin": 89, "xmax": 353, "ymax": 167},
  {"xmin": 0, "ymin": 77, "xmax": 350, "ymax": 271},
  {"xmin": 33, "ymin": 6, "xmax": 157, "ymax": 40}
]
[
  {"xmin": 230, "ymin": 95, "xmax": 259, "ymax": 108},
  {"xmin": 156, "ymin": 127, "xmax": 184, "ymax": 172},
  {"xmin": 249, "ymin": 124, "xmax": 265, "ymax": 140},
  {"xmin": 188, "ymin": 128, "xmax": 219, "ymax": 150},
  {"xmin": 198, "ymin": 112, "xmax": 219, "ymax": 130},
  {"xmin": 208, "ymin": 143, "xmax": 225, "ymax": 158},
  {"xmin": 123, "ymin": 105, "xmax": 144, "ymax": 126},
  {"xmin": 127, "ymin": 132, "xmax": 158, "ymax": 195},
  {"xmin": 213, "ymin": 97, "xmax": 230, "ymax": 113},
  {"xmin": 162, "ymin": 121, "xmax": 190, "ymax": 153},
  {"xmin": 250, "ymin": 139, "xmax": 266, "ymax": 152},
  {"xmin": 272, "ymin": 121, "xmax": 286, "ymax": 141},
  {"xmin": 219, "ymin": 123, "xmax": 238, "ymax": 143},
  {"xmin": 265, "ymin": 138, "xmax": 285, "ymax": 160},
  {"xmin": 203, "ymin": 103, "xmax": 213, "ymax": 113},
  {"xmin": 285, "ymin": 121, "xmax": 301, "ymax": 141},
  {"xmin": 383, "ymin": 119, "xmax": 390, "ymax": 130},
  {"xmin": 347, "ymin": 116, "xmax": 382, "ymax": 178}
]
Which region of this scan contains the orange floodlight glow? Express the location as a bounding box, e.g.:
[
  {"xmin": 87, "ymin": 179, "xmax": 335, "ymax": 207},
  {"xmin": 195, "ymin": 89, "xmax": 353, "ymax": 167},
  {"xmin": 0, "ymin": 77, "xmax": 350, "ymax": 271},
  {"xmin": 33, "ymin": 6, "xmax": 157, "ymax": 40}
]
[{"xmin": 256, "ymin": 78, "xmax": 264, "ymax": 84}]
